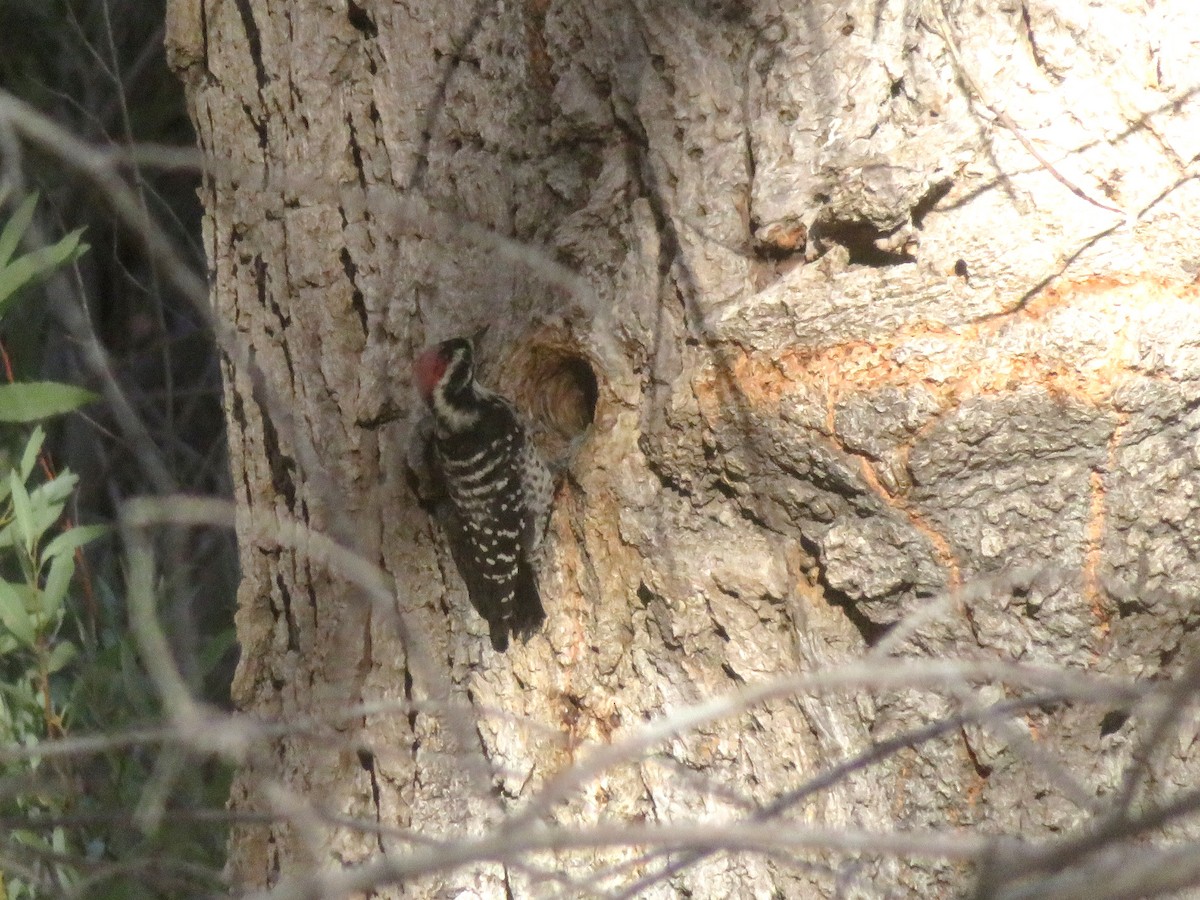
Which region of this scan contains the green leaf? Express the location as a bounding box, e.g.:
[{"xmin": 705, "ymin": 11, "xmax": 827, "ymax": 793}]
[
  {"xmin": 0, "ymin": 382, "xmax": 98, "ymax": 423},
  {"xmin": 0, "ymin": 471, "xmax": 78, "ymax": 551},
  {"xmin": 19, "ymin": 425, "xmax": 45, "ymax": 483},
  {"xmin": 33, "ymin": 469, "xmax": 79, "ymax": 506},
  {"xmin": 46, "ymin": 640, "xmax": 77, "ymax": 674},
  {"xmin": 0, "ymin": 228, "xmax": 86, "ymax": 319},
  {"xmin": 0, "ymin": 193, "xmax": 38, "ymax": 269},
  {"xmin": 43, "ymin": 523, "xmax": 109, "ymax": 562},
  {"xmin": 9, "ymin": 470, "xmax": 34, "ymax": 554},
  {"xmin": 12, "ymin": 827, "xmax": 48, "ymax": 848},
  {"xmin": 41, "ymin": 553, "xmax": 74, "ymax": 620},
  {"xmin": 0, "ymin": 578, "xmax": 35, "ymax": 647}
]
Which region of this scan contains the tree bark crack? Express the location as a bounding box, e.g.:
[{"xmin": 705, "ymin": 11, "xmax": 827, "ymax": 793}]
[
  {"xmin": 338, "ymin": 246, "xmax": 369, "ymax": 336},
  {"xmin": 259, "ymin": 406, "xmax": 298, "ymax": 509},
  {"xmin": 274, "ymin": 572, "xmax": 300, "ymax": 652}
]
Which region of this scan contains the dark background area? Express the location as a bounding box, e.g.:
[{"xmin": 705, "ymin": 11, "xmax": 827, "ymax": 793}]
[
  {"xmin": 0, "ymin": 0, "xmax": 235, "ymax": 691},
  {"xmin": 0, "ymin": 2, "xmax": 236, "ymax": 895}
]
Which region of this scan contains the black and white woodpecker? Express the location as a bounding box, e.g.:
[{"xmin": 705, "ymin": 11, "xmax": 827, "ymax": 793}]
[{"xmin": 407, "ymin": 336, "xmax": 553, "ymax": 651}]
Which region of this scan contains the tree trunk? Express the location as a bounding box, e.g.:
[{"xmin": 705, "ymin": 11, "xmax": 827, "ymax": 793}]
[{"xmin": 167, "ymin": 0, "xmax": 1200, "ymax": 896}]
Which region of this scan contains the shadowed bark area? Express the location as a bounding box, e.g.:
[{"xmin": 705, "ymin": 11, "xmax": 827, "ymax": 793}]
[{"xmin": 167, "ymin": 0, "xmax": 1200, "ymax": 895}]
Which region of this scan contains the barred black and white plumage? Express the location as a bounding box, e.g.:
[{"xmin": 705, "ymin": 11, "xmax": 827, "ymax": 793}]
[{"xmin": 408, "ymin": 337, "xmax": 552, "ymax": 651}]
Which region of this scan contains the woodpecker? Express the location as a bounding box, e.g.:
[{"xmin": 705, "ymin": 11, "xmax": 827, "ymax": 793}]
[{"xmin": 407, "ymin": 336, "xmax": 552, "ymax": 651}]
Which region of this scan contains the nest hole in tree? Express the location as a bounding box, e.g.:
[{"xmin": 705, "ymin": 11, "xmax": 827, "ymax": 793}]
[{"xmin": 508, "ymin": 341, "xmax": 599, "ymax": 459}]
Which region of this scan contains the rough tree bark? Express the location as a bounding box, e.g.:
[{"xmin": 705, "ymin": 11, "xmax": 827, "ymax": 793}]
[{"xmin": 166, "ymin": 0, "xmax": 1200, "ymax": 896}]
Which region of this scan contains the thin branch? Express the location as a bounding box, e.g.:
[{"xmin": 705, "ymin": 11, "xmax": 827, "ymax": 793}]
[
  {"xmin": 508, "ymin": 657, "xmax": 1144, "ymax": 831},
  {"xmin": 243, "ymin": 820, "xmax": 1012, "ymax": 900},
  {"xmin": 925, "ymin": 0, "xmax": 1127, "ymax": 218}
]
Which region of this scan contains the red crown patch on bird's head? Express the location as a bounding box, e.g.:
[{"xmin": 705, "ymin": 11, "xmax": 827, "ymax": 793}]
[
  {"xmin": 414, "ymin": 345, "xmax": 449, "ymax": 401},
  {"xmin": 415, "ymin": 337, "xmax": 475, "ymax": 404}
]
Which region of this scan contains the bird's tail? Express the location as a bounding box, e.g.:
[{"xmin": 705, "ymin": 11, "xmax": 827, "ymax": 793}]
[{"xmin": 488, "ymin": 561, "xmax": 545, "ymax": 651}]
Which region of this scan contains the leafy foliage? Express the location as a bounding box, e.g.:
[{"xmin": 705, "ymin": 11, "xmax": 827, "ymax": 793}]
[
  {"xmin": 0, "ymin": 425, "xmax": 104, "ymax": 898},
  {"xmin": 0, "ymin": 1, "xmax": 235, "ymax": 891},
  {"xmin": 0, "ymin": 192, "xmax": 87, "ymax": 323},
  {"xmin": 0, "ymin": 197, "xmax": 232, "ymax": 898}
]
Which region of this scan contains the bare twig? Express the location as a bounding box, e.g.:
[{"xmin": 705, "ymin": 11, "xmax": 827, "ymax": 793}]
[
  {"xmin": 245, "ymin": 819, "xmax": 1011, "ymax": 900},
  {"xmin": 924, "ymin": 0, "xmax": 1127, "ymax": 218},
  {"xmin": 509, "ymin": 657, "xmax": 1143, "ymax": 831}
]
